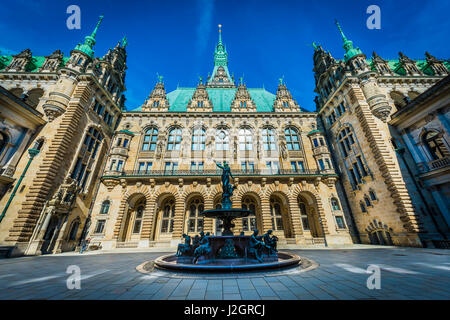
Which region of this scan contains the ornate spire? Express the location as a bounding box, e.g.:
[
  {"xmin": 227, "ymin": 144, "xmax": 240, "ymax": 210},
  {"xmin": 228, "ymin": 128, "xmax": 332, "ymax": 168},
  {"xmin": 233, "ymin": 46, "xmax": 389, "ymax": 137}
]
[
  {"xmin": 207, "ymin": 24, "xmax": 236, "ymax": 88},
  {"xmin": 74, "ymin": 15, "xmax": 104, "ymax": 58},
  {"xmin": 335, "ymin": 20, "xmax": 363, "ymax": 62},
  {"xmin": 214, "ymin": 24, "xmax": 227, "ymax": 67}
]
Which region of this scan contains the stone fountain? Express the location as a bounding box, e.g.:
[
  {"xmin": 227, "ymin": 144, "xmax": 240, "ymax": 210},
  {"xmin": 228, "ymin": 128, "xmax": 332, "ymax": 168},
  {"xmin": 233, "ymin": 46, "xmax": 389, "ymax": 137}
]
[{"xmin": 153, "ymin": 161, "xmax": 301, "ymax": 272}]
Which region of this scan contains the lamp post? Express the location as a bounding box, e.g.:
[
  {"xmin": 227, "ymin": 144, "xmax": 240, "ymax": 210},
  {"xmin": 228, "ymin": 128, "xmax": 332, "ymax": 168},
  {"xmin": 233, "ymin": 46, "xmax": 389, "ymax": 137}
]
[{"xmin": 0, "ymin": 148, "xmax": 39, "ymax": 223}]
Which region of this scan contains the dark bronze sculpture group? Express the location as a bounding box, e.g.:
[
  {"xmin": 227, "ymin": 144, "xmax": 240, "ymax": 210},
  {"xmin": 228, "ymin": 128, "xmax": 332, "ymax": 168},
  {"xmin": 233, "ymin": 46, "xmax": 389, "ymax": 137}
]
[
  {"xmin": 176, "ymin": 161, "xmax": 279, "ymax": 264},
  {"xmin": 176, "ymin": 229, "xmax": 278, "ymax": 264}
]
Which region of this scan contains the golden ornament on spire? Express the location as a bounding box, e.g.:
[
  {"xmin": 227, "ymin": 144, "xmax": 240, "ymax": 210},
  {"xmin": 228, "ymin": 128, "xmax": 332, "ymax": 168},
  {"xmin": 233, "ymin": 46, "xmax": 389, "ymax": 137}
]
[{"xmin": 218, "ymin": 24, "xmax": 222, "ymax": 32}]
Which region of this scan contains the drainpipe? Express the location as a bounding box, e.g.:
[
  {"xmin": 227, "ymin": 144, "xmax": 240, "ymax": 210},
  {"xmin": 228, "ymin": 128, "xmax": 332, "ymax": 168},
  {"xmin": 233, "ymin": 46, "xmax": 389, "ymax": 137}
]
[{"xmin": 0, "ymin": 148, "xmax": 39, "ymax": 223}]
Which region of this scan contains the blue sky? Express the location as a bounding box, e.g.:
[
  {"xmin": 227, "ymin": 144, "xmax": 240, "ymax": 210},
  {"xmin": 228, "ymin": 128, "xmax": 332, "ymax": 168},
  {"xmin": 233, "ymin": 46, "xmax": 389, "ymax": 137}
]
[{"xmin": 1, "ymin": 0, "xmax": 449, "ymax": 111}]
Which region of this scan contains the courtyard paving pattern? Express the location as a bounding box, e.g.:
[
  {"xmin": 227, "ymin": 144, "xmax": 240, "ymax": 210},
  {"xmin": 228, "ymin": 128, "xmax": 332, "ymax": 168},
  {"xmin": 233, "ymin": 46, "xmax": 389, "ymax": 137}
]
[{"xmin": 0, "ymin": 247, "xmax": 449, "ymax": 300}]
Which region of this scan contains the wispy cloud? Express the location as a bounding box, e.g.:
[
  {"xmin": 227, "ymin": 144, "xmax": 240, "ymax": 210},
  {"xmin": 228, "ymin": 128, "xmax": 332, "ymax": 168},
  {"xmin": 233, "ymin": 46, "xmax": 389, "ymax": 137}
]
[{"xmin": 195, "ymin": 0, "xmax": 215, "ymax": 57}]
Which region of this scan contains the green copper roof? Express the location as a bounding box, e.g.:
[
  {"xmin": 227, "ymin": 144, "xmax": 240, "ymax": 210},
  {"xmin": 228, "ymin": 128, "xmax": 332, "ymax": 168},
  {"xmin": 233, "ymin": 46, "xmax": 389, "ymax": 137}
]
[
  {"xmin": 335, "ymin": 20, "xmax": 363, "ymax": 62},
  {"xmin": 129, "ymin": 87, "xmax": 276, "ymax": 112},
  {"xmin": 367, "ymin": 58, "xmax": 450, "ymax": 76},
  {"xmin": 0, "ymin": 54, "xmax": 69, "ymax": 72}
]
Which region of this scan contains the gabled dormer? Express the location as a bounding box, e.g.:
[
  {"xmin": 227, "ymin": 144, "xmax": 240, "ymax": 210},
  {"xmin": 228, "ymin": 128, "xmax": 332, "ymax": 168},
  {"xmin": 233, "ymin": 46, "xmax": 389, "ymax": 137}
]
[
  {"xmin": 273, "ymin": 79, "xmax": 301, "ymax": 112},
  {"xmin": 4, "ymin": 49, "xmax": 32, "ymax": 72},
  {"xmin": 141, "ymin": 76, "xmax": 170, "ymax": 112},
  {"xmin": 187, "ymin": 78, "xmax": 213, "ymax": 112},
  {"xmin": 423, "ymin": 52, "xmax": 448, "ymax": 76},
  {"xmin": 39, "ymin": 49, "xmax": 63, "ymax": 72},
  {"xmin": 396, "ymin": 52, "xmax": 422, "ymax": 76},
  {"xmin": 230, "ymin": 78, "xmax": 256, "ymax": 112},
  {"xmin": 371, "ymin": 51, "xmax": 393, "ymax": 75}
]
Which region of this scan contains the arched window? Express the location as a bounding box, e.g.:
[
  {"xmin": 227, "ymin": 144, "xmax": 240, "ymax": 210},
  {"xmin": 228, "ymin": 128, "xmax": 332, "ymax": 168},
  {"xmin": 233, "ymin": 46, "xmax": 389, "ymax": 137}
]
[
  {"xmin": 239, "ymin": 127, "xmax": 253, "ymax": 151},
  {"xmin": 142, "ymin": 127, "xmax": 158, "ymax": 151},
  {"xmin": 270, "ymin": 197, "xmax": 283, "ymax": 231},
  {"xmin": 331, "ymin": 198, "xmax": 340, "ymax": 211},
  {"xmin": 133, "ymin": 205, "xmax": 144, "ymax": 234},
  {"xmin": 191, "ymin": 128, "xmax": 206, "ymax": 151},
  {"xmin": 216, "ymin": 128, "xmax": 229, "ymax": 151},
  {"xmin": 70, "ymin": 127, "xmax": 103, "ymax": 188},
  {"xmin": 167, "ymin": 127, "xmax": 182, "ymax": 151},
  {"xmin": 240, "ymin": 101, "xmax": 247, "ymax": 108},
  {"xmin": 241, "ymin": 196, "xmax": 257, "ymax": 232},
  {"xmin": 187, "ymin": 198, "xmax": 204, "ymax": 233},
  {"xmin": 262, "ymin": 127, "xmax": 276, "ymax": 151},
  {"xmin": 338, "ymin": 127, "xmax": 355, "ymax": 158},
  {"xmin": 285, "ymin": 127, "xmax": 301, "ymax": 151},
  {"xmin": 100, "ymin": 200, "xmax": 110, "ymax": 214},
  {"xmin": 423, "ymin": 131, "xmax": 446, "ymax": 160},
  {"xmin": 161, "ymin": 199, "xmax": 175, "ymax": 233}
]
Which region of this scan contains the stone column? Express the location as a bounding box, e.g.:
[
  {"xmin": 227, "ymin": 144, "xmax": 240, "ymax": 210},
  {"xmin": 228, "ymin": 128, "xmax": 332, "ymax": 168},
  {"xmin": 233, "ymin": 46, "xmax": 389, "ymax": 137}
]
[
  {"xmin": 172, "ymin": 198, "xmax": 185, "ymax": 238},
  {"xmin": 260, "ymin": 198, "xmax": 273, "ymax": 233},
  {"xmin": 203, "ymin": 198, "xmax": 214, "ymax": 234},
  {"xmin": 287, "ymin": 195, "xmax": 304, "ymax": 242},
  {"xmin": 54, "ymin": 215, "xmax": 69, "ymax": 254}
]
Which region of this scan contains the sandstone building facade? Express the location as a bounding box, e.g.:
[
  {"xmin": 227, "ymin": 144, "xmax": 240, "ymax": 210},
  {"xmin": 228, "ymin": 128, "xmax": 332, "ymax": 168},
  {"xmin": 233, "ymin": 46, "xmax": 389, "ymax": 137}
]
[{"xmin": 0, "ymin": 18, "xmax": 448, "ymax": 256}]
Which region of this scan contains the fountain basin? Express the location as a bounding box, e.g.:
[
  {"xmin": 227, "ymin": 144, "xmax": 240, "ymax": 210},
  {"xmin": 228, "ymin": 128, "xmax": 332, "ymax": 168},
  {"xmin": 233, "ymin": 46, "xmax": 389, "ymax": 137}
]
[{"xmin": 154, "ymin": 251, "xmax": 301, "ymax": 272}]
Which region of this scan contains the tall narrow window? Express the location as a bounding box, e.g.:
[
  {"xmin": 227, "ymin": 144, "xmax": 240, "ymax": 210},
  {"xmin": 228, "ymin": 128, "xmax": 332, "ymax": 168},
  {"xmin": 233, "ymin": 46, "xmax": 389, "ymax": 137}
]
[
  {"xmin": 142, "ymin": 127, "xmax": 158, "ymax": 151},
  {"xmin": 187, "ymin": 198, "xmax": 204, "ymax": 233},
  {"xmin": 239, "ymin": 127, "xmax": 253, "ymax": 151},
  {"xmin": 100, "ymin": 200, "xmax": 110, "ymax": 214},
  {"xmin": 270, "ymin": 197, "xmax": 284, "ymax": 231},
  {"xmin": 241, "ymin": 197, "xmax": 257, "ymax": 232},
  {"xmin": 191, "ymin": 128, "xmax": 206, "ymax": 151},
  {"xmin": 299, "ymin": 201, "xmax": 310, "ymax": 230},
  {"xmin": 167, "ymin": 127, "xmax": 182, "ymax": 151},
  {"xmin": 338, "ymin": 127, "xmax": 355, "ymax": 158},
  {"xmin": 70, "ymin": 127, "xmax": 103, "ymax": 187},
  {"xmin": 285, "ymin": 127, "xmax": 301, "ymax": 151},
  {"xmin": 133, "ymin": 206, "xmax": 144, "ymax": 234},
  {"xmin": 161, "ymin": 199, "xmax": 175, "ymax": 233},
  {"xmin": 262, "ymin": 127, "xmax": 276, "ymax": 151}
]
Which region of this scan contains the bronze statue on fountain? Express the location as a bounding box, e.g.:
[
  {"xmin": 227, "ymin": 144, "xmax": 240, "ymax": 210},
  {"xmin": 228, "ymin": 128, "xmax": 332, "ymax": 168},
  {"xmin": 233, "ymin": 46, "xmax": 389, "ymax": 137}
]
[{"xmin": 169, "ymin": 162, "xmax": 287, "ymax": 267}]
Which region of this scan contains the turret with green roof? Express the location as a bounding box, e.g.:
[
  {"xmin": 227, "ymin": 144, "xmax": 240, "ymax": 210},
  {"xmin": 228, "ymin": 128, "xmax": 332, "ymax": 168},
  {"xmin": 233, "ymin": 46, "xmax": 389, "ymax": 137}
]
[
  {"xmin": 73, "ymin": 15, "xmax": 104, "ymax": 58},
  {"xmin": 335, "ymin": 20, "xmax": 363, "ymax": 62}
]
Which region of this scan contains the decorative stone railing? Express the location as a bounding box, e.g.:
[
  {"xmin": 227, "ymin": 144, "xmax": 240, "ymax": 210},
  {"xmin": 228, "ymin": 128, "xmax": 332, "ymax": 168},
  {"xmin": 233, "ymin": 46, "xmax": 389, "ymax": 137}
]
[
  {"xmin": 418, "ymin": 157, "xmax": 450, "ymax": 173},
  {"xmin": 102, "ymin": 168, "xmax": 336, "ymax": 178}
]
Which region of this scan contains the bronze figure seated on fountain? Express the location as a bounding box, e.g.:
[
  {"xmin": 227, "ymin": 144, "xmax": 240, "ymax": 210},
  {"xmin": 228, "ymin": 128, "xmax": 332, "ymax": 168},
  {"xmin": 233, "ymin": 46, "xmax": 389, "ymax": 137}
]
[
  {"xmin": 176, "ymin": 234, "xmax": 193, "ymax": 257},
  {"xmin": 263, "ymin": 229, "xmax": 278, "ymax": 255},
  {"xmin": 193, "ymin": 234, "xmax": 212, "ymax": 264}
]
